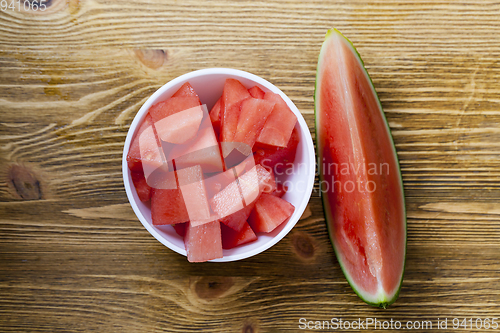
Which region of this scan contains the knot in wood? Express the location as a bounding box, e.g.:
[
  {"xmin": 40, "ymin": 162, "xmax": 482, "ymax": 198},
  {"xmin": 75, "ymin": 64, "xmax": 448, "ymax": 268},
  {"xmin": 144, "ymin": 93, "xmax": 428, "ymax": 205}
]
[
  {"xmin": 194, "ymin": 276, "xmax": 233, "ymax": 300},
  {"xmin": 291, "ymin": 232, "xmax": 315, "ymax": 259},
  {"xmin": 8, "ymin": 165, "xmax": 42, "ymax": 200},
  {"xmin": 242, "ymin": 324, "xmax": 255, "ymax": 333}
]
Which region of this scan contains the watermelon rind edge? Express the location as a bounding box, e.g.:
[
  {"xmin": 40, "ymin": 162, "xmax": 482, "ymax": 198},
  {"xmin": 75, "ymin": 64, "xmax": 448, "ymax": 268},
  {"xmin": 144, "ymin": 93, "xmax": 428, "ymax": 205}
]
[{"xmin": 314, "ymin": 28, "xmax": 407, "ymax": 308}]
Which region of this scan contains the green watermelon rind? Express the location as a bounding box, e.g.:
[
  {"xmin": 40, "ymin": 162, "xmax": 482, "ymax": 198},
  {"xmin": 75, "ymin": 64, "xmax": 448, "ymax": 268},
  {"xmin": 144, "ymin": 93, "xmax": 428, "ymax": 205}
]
[{"xmin": 314, "ymin": 28, "xmax": 407, "ymax": 308}]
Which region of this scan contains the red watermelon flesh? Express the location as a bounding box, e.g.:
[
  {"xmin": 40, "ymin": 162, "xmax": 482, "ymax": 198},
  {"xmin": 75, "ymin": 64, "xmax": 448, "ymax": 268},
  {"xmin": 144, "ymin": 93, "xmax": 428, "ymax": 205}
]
[
  {"xmin": 220, "ymin": 79, "xmax": 251, "ymax": 144},
  {"xmin": 221, "ymin": 221, "xmax": 257, "ymax": 249},
  {"xmin": 131, "ymin": 171, "xmax": 152, "ymax": 202},
  {"xmin": 185, "ymin": 221, "xmax": 223, "ymax": 262},
  {"xmin": 210, "ymin": 178, "xmax": 245, "ymax": 221},
  {"xmin": 253, "ymin": 126, "xmax": 299, "ymax": 174},
  {"xmin": 248, "ymin": 193, "xmax": 295, "ymax": 233},
  {"xmin": 236, "ymin": 165, "xmax": 260, "ymax": 206},
  {"xmin": 238, "ymin": 165, "xmax": 274, "ymax": 207},
  {"xmin": 172, "ymin": 82, "xmax": 200, "ymax": 100},
  {"xmin": 248, "ymin": 86, "xmax": 265, "ymax": 99},
  {"xmin": 154, "ymin": 105, "xmax": 204, "ymax": 144},
  {"xmin": 209, "ymin": 165, "xmax": 271, "ymax": 226},
  {"xmin": 149, "ymin": 96, "xmax": 201, "ymax": 125},
  {"xmin": 209, "ymin": 97, "xmax": 222, "ymax": 135},
  {"xmin": 127, "ymin": 113, "xmax": 157, "ymax": 173},
  {"xmin": 270, "ymin": 183, "xmax": 288, "ymax": 198},
  {"xmin": 315, "ymin": 29, "xmax": 406, "ymax": 307},
  {"xmin": 217, "ymin": 165, "xmax": 272, "ymax": 231},
  {"xmin": 173, "ymin": 222, "xmax": 188, "ymax": 238},
  {"xmin": 256, "ymin": 92, "xmax": 297, "ymax": 147},
  {"xmin": 221, "ymin": 142, "xmax": 253, "ymax": 170},
  {"xmin": 177, "ymin": 165, "xmax": 211, "ymax": 224},
  {"xmin": 258, "ymin": 165, "xmax": 276, "ymax": 194},
  {"xmin": 137, "ymin": 120, "xmax": 168, "ymax": 182},
  {"xmin": 151, "ymin": 187, "xmax": 190, "ymax": 225},
  {"xmin": 219, "ymin": 203, "xmax": 254, "ymax": 231},
  {"xmin": 233, "ymin": 98, "xmax": 275, "ymax": 149},
  {"xmin": 169, "ymin": 118, "xmax": 224, "ymax": 173}
]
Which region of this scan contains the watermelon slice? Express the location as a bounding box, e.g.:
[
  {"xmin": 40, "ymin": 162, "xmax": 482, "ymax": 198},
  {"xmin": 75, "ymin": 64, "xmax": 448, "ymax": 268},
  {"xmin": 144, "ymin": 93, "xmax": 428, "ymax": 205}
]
[
  {"xmin": 248, "ymin": 86, "xmax": 265, "ymax": 99},
  {"xmin": 315, "ymin": 28, "xmax": 406, "ymax": 307},
  {"xmin": 185, "ymin": 221, "xmax": 223, "ymax": 262},
  {"xmin": 256, "ymin": 92, "xmax": 297, "ymax": 147},
  {"xmin": 248, "ymin": 193, "xmax": 295, "ymax": 233},
  {"xmin": 220, "ymin": 78, "xmax": 251, "ymax": 144},
  {"xmin": 221, "ymin": 222, "xmax": 257, "ymax": 249},
  {"xmin": 130, "ymin": 171, "xmax": 152, "ymax": 202},
  {"xmin": 232, "ymin": 98, "xmax": 275, "ymax": 149}
]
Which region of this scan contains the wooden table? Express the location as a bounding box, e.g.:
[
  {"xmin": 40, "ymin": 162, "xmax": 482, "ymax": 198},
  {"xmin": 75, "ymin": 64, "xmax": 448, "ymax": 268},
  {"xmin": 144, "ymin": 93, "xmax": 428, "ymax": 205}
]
[{"xmin": 1, "ymin": 1, "xmax": 499, "ymax": 332}]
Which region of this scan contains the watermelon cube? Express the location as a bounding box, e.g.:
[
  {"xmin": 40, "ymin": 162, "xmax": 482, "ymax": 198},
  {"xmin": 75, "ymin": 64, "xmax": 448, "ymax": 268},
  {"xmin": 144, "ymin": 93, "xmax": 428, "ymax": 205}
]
[
  {"xmin": 220, "ymin": 79, "xmax": 251, "ymax": 144},
  {"xmin": 131, "ymin": 171, "xmax": 152, "ymax": 202},
  {"xmin": 270, "ymin": 182, "xmax": 288, "ymax": 197},
  {"xmin": 238, "ymin": 165, "xmax": 270, "ymax": 206},
  {"xmin": 127, "ymin": 113, "xmax": 161, "ymax": 173},
  {"xmin": 209, "ymin": 97, "xmax": 221, "ymax": 135},
  {"xmin": 248, "ymin": 193, "xmax": 295, "ymax": 233},
  {"xmin": 253, "ymin": 126, "xmax": 299, "ymax": 174},
  {"xmin": 149, "ymin": 96, "xmax": 201, "ymax": 125},
  {"xmin": 221, "ymin": 141, "xmax": 253, "ymax": 170},
  {"xmin": 136, "ymin": 120, "xmax": 168, "ymax": 182},
  {"xmin": 248, "ymin": 86, "xmax": 266, "ymax": 99},
  {"xmin": 238, "ymin": 165, "xmax": 272, "ymax": 206},
  {"xmin": 168, "ymin": 117, "xmax": 224, "ymax": 173},
  {"xmin": 151, "ymin": 187, "xmax": 190, "ymax": 225},
  {"xmin": 232, "ymin": 98, "xmax": 275, "ymax": 149},
  {"xmin": 214, "ymin": 164, "xmax": 272, "ymax": 231},
  {"xmin": 221, "ymin": 221, "xmax": 257, "ymax": 249},
  {"xmin": 173, "ymin": 222, "xmax": 188, "ymax": 237},
  {"xmin": 210, "ymin": 179, "xmax": 245, "ymax": 221},
  {"xmin": 219, "ymin": 203, "xmax": 254, "ymax": 232},
  {"xmin": 172, "ymin": 82, "xmax": 200, "ymax": 100},
  {"xmin": 256, "ymin": 91, "xmax": 297, "ymax": 147},
  {"xmin": 257, "ymin": 164, "xmax": 276, "ymax": 194},
  {"xmin": 177, "ymin": 165, "xmax": 211, "ymax": 225},
  {"xmin": 185, "ymin": 221, "xmax": 223, "ymax": 262},
  {"xmin": 154, "ymin": 105, "xmax": 204, "ymax": 144},
  {"xmin": 204, "ymin": 167, "xmax": 238, "ymax": 199}
]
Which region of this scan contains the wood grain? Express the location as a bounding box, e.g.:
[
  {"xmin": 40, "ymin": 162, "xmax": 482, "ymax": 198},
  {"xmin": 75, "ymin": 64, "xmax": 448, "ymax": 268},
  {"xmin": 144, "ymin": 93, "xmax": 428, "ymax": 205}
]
[{"xmin": 1, "ymin": 0, "xmax": 500, "ymax": 332}]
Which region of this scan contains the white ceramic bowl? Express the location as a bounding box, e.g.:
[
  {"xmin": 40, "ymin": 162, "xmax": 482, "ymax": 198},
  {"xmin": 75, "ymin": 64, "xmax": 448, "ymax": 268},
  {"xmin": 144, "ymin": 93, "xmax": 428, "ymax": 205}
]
[{"xmin": 122, "ymin": 68, "xmax": 315, "ymax": 262}]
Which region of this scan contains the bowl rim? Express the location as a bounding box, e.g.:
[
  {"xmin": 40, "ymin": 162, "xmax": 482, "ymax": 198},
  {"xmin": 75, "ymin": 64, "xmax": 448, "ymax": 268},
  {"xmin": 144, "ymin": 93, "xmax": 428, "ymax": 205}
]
[{"xmin": 122, "ymin": 68, "xmax": 316, "ymax": 262}]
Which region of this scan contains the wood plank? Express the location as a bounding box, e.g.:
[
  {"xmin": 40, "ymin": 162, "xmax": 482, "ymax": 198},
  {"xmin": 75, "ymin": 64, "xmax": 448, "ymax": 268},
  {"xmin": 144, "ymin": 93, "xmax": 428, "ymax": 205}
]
[{"xmin": 1, "ymin": 0, "xmax": 500, "ymax": 332}]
